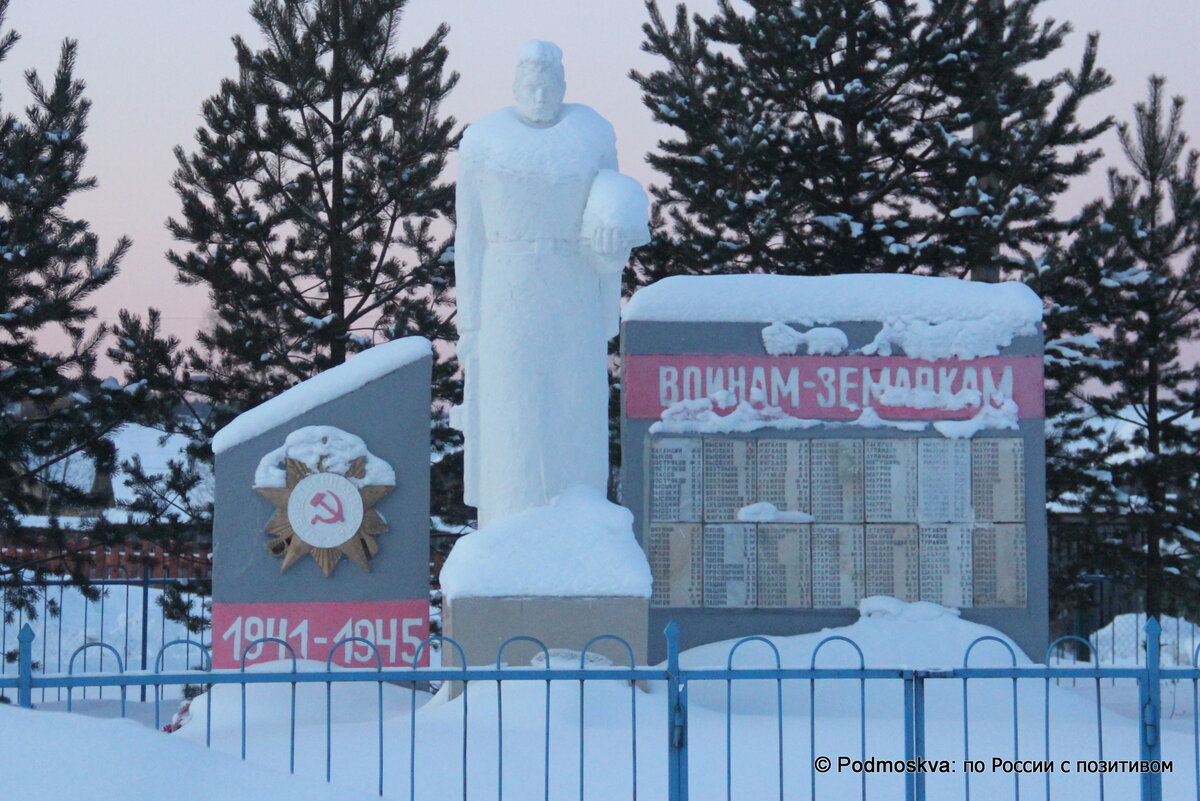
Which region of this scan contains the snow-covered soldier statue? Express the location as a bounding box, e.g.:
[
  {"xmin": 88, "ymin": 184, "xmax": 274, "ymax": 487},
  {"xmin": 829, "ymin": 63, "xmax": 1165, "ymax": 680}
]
[{"xmin": 453, "ymin": 40, "xmax": 649, "ymax": 527}]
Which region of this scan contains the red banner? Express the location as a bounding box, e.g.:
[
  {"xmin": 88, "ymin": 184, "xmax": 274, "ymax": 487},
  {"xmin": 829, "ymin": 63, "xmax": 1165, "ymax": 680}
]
[
  {"xmin": 211, "ymin": 599, "xmax": 429, "ymax": 668},
  {"xmin": 624, "ymin": 354, "xmax": 1043, "ymax": 421}
]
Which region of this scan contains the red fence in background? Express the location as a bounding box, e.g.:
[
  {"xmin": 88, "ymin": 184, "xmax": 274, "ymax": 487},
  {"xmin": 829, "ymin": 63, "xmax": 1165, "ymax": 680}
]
[{"xmin": 0, "ymin": 531, "xmax": 211, "ymax": 579}]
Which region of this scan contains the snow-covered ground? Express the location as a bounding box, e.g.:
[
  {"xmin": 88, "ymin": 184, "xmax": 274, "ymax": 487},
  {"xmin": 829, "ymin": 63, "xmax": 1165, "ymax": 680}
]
[
  {"xmin": 35, "ymin": 604, "xmax": 1190, "ymax": 796},
  {"xmin": 6, "ymin": 598, "xmax": 1190, "ymax": 800},
  {"xmin": 0, "ymin": 703, "xmax": 380, "ymax": 801}
]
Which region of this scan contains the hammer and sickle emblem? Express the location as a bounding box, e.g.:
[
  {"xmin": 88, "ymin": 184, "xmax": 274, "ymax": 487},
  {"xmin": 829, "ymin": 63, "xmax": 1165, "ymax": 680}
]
[{"xmin": 309, "ymin": 491, "xmax": 346, "ymax": 525}]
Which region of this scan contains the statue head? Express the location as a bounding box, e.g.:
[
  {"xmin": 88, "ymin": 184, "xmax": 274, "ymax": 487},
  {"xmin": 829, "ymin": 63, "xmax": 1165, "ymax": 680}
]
[{"xmin": 513, "ymin": 40, "xmax": 565, "ymax": 127}]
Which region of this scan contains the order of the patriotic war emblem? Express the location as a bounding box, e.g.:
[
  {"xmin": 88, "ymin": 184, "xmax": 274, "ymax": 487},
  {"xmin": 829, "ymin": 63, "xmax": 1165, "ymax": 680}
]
[{"xmin": 256, "ymin": 456, "xmax": 392, "ymax": 576}]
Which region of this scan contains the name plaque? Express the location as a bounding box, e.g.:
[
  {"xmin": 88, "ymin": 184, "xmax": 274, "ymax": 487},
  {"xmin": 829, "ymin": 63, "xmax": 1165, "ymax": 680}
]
[
  {"xmin": 973, "ymin": 439, "xmax": 1025, "ymax": 523},
  {"xmin": 918, "ymin": 440, "xmax": 973, "ymax": 522},
  {"xmin": 648, "ymin": 523, "xmax": 704, "ymax": 607},
  {"xmin": 756, "ymin": 524, "xmax": 811, "ymax": 608},
  {"xmin": 973, "ymin": 523, "xmax": 1028, "ymax": 607},
  {"xmin": 756, "ymin": 439, "xmax": 810, "ymax": 514},
  {"xmin": 812, "ymin": 524, "xmax": 865, "ymax": 608},
  {"xmin": 703, "ymin": 440, "xmax": 757, "ymax": 522},
  {"xmin": 702, "ymin": 524, "xmax": 757, "ymax": 608},
  {"xmin": 919, "ymin": 524, "xmax": 974, "ymax": 607},
  {"xmin": 865, "ymin": 440, "xmax": 918, "ymax": 522},
  {"xmin": 865, "ymin": 524, "xmax": 920, "ymax": 601},
  {"xmin": 650, "ymin": 438, "xmax": 704, "ymax": 522},
  {"xmin": 811, "ymin": 439, "xmax": 865, "ymax": 522}
]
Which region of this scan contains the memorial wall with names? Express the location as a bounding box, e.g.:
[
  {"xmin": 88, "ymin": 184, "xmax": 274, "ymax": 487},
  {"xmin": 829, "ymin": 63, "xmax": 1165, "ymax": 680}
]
[
  {"xmin": 647, "ymin": 436, "xmax": 1027, "ymax": 610},
  {"xmin": 621, "ymin": 276, "xmax": 1047, "ymax": 659}
]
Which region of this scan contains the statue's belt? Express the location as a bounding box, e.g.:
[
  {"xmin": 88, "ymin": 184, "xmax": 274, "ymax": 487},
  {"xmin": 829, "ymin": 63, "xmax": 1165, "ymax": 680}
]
[{"xmin": 484, "ymin": 238, "xmax": 579, "ymax": 256}]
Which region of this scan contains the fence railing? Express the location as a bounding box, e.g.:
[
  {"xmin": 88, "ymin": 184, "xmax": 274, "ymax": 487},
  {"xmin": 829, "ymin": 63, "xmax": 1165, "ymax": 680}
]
[
  {"xmin": 1, "ymin": 619, "xmax": 1192, "ymax": 801},
  {"xmin": 1, "ymin": 572, "xmax": 210, "ymax": 702},
  {"xmin": 1090, "ymin": 612, "xmax": 1200, "ymax": 667}
]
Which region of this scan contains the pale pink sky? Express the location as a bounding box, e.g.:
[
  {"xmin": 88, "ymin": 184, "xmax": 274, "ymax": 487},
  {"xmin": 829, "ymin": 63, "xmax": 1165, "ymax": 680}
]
[{"xmin": 2, "ymin": 0, "xmax": 1198, "ymax": 359}]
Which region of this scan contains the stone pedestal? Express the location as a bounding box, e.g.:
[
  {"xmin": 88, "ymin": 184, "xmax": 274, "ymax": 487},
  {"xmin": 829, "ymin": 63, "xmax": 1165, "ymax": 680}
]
[{"xmin": 443, "ymin": 596, "xmax": 649, "ymax": 668}]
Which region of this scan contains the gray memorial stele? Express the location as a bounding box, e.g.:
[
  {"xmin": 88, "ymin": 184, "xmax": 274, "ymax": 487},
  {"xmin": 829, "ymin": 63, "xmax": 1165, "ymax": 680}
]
[{"xmin": 210, "ymin": 337, "xmax": 432, "ymax": 668}]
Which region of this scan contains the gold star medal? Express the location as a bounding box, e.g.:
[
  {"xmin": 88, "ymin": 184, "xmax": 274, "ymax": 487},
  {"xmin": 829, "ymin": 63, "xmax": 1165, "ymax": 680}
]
[{"xmin": 256, "ymin": 456, "xmax": 392, "ymax": 576}]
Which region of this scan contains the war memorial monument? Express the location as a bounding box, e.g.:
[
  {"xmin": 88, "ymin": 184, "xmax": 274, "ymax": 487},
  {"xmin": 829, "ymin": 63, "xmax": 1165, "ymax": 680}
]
[{"xmin": 209, "ymin": 41, "xmax": 1048, "ymax": 670}]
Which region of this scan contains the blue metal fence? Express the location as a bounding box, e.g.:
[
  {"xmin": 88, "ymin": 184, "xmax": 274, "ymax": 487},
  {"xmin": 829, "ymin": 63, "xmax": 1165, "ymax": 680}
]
[
  {"xmin": 1, "ymin": 572, "xmax": 211, "ymax": 703},
  {"xmin": 0, "ymin": 618, "xmax": 1189, "ymax": 801}
]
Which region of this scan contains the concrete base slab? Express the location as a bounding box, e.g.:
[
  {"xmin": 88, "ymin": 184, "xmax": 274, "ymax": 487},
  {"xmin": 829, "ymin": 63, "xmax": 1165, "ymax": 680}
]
[{"xmin": 443, "ymin": 595, "xmax": 649, "ymax": 668}]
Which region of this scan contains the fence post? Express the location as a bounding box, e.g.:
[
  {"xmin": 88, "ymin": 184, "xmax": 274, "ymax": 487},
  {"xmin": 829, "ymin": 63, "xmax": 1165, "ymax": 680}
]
[
  {"xmin": 665, "ymin": 621, "xmax": 688, "ymax": 801},
  {"xmin": 1140, "ymin": 617, "xmax": 1163, "ymax": 801},
  {"xmin": 914, "ymin": 673, "xmax": 926, "ymax": 801},
  {"xmin": 17, "ymin": 623, "xmax": 34, "ymax": 708},
  {"xmin": 903, "ymin": 672, "xmax": 927, "ymax": 801},
  {"xmin": 140, "ymin": 566, "xmax": 151, "ymax": 703},
  {"xmin": 903, "ymin": 673, "xmax": 912, "ymax": 801}
]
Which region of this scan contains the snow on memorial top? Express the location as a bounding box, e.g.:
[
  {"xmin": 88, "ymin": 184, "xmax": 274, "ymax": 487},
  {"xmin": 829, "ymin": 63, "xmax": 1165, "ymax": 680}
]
[
  {"xmin": 623, "ymin": 275, "xmax": 1041, "ymax": 360},
  {"xmin": 213, "ymin": 337, "xmax": 431, "ymax": 454}
]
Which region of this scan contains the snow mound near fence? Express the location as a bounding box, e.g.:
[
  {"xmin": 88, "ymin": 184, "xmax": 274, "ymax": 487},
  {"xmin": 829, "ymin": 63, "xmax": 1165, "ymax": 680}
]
[
  {"xmin": 657, "ymin": 597, "xmax": 1037, "ymax": 718},
  {"xmin": 173, "ymin": 658, "xmax": 423, "ymax": 739},
  {"xmin": 675, "ymin": 597, "xmax": 1031, "ymax": 671}
]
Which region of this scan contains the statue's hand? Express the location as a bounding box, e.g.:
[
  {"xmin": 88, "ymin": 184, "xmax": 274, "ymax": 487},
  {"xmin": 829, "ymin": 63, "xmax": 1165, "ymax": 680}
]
[
  {"xmin": 591, "ymin": 225, "xmax": 644, "ymax": 259},
  {"xmin": 592, "ymin": 224, "xmax": 620, "ymax": 257}
]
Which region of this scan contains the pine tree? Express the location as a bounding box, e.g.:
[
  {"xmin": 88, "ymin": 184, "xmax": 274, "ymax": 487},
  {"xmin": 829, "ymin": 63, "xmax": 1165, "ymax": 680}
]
[
  {"xmin": 630, "ymin": 0, "xmax": 1111, "ymax": 284},
  {"xmin": 1040, "ymin": 77, "xmax": 1200, "ymax": 621},
  {"xmin": 628, "ymin": 0, "xmax": 1117, "ymax": 629},
  {"xmin": 1029, "ymin": 216, "xmax": 1128, "ymax": 619},
  {"xmin": 110, "ymin": 0, "xmax": 467, "ymax": 627},
  {"xmin": 0, "ymin": 0, "xmax": 134, "ymax": 618},
  {"xmin": 174, "ymin": 0, "xmax": 458, "ymax": 388}
]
